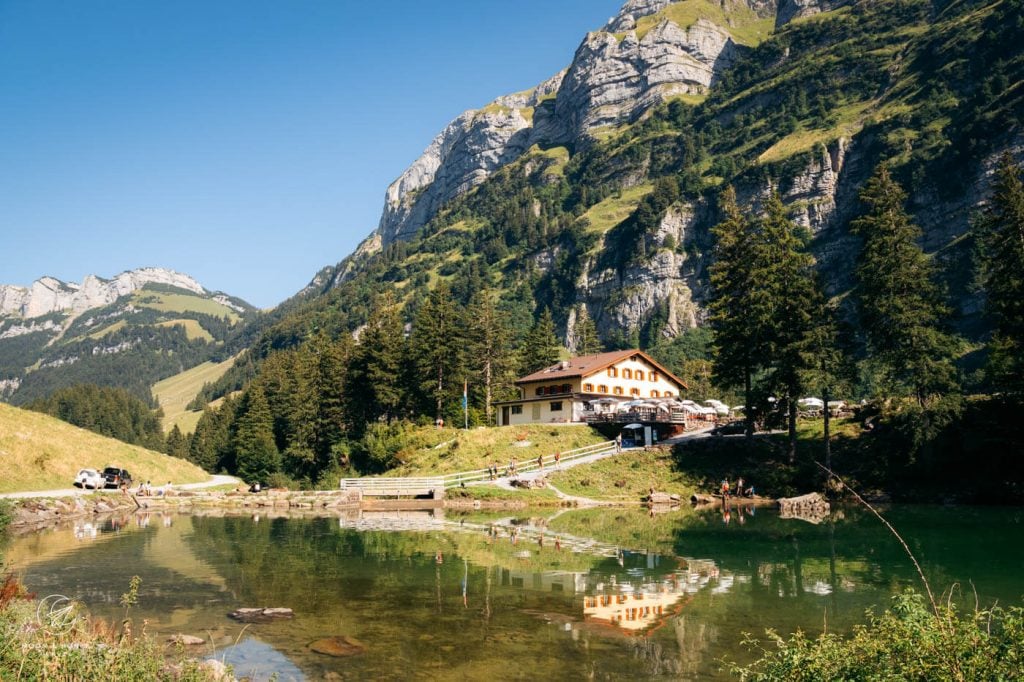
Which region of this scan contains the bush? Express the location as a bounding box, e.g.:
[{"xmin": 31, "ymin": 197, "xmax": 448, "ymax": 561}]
[{"xmin": 732, "ymin": 590, "xmax": 1024, "ymax": 681}]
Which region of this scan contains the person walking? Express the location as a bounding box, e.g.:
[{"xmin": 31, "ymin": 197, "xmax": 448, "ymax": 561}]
[{"xmin": 554, "ymin": 451, "xmax": 561, "ymax": 469}]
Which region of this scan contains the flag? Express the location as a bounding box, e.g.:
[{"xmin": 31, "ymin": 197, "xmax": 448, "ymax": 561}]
[{"xmin": 462, "ymin": 380, "xmax": 468, "ymax": 410}]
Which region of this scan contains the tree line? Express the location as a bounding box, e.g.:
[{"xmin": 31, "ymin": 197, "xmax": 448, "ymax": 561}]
[{"xmin": 708, "ymin": 155, "xmax": 1024, "ymax": 464}]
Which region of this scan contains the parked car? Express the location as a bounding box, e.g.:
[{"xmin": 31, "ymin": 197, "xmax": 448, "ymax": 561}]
[
  {"xmin": 102, "ymin": 467, "xmax": 132, "ymax": 489},
  {"xmin": 73, "ymin": 468, "xmax": 104, "ymax": 489}
]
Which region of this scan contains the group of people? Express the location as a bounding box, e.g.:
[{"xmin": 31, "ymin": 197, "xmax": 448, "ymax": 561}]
[
  {"xmin": 720, "ymin": 476, "xmax": 755, "ymax": 498},
  {"xmin": 135, "ymin": 480, "xmax": 172, "ymax": 496}
]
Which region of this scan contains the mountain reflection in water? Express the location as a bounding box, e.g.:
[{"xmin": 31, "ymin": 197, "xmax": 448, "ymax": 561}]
[{"xmin": 5, "ymin": 505, "xmax": 1022, "ymax": 680}]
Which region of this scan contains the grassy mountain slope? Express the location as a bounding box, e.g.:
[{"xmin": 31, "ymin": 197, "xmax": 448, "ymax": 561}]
[
  {"xmin": 0, "ymin": 402, "xmax": 208, "ymax": 493},
  {"xmin": 152, "ymin": 354, "xmax": 239, "ymax": 434},
  {"xmin": 1, "ymin": 283, "xmax": 258, "ymax": 406},
  {"xmin": 175, "ymin": 0, "xmax": 1024, "ymax": 411}
]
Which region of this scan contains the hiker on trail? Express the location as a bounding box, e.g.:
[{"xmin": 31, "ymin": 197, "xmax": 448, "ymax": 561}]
[
  {"xmin": 554, "ymin": 451, "xmax": 561, "ymax": 468},
  {"xmin": 736, "ymin": 477, "xmax": 745, "ymax": 497},
  {"xmin": 615, "ymin": 433, "xmax": 622, "ymax": 452},
  {"xmin": 510, "ymin": 457, "xmax": 517, "ymax": 476},
  {"xmin": 537, "ymin": 454, "xmax": 544, "ymax": 470}
]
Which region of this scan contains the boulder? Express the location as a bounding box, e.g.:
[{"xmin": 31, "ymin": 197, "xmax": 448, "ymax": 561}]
[
  {"xmin": 309, "ymin": 635, "xmax": 366, "ymax": 657},
  {"xmin": 167, "ymin": 634, "xmax": 205, "ymax": 646},
  {"xmin": 227, "ymin": 607, "xmax": 294, "ymax": 623}
]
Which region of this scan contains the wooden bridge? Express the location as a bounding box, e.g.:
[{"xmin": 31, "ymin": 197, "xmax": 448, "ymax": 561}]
[{"xmin": 339, "ymin": 440, "xmax": 619, "ymax": 499}]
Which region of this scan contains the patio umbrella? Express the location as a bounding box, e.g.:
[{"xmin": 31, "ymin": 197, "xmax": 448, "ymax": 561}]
[{"xmin": 622, "ymin": 423, "xmax": 644, "ymax": 430}]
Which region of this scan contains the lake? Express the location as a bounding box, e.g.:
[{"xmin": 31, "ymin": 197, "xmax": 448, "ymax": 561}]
[{"xmin": 4, "ymin": 504, "xmax": 1022, "ymax": 680}]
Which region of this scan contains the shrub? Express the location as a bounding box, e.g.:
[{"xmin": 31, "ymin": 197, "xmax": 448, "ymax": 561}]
[{"xmin": 732, "ymin": 590, "xmax": 1024, "ymax": 681}]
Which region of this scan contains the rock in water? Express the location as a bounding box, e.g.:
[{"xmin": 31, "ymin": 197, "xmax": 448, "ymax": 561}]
[
  {"xmin": 167, "ymin": 634, "xmax": 205, "ymax": 646},
  {"xmin": 310, "ymin": 635, "xmax": 366, "ymax": 657},
  {"xmin": 228, "ymin": 607, "xmax": 294, "ymax": 623}
]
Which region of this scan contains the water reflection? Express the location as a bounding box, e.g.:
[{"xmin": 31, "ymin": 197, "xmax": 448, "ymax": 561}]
[{"xmin": 6, "ymin": 505, "xmax": 1023, "ymax": 680}]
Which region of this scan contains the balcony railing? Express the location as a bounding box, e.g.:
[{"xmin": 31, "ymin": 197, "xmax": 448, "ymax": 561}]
[{"xmin": 582, "ymin": 411, "xmax": 697, "ymax": 425}]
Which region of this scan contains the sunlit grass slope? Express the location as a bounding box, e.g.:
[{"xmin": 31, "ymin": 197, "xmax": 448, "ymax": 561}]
[
  {"xmin": 0, "ymin": 402, "xmax": 208, "ymax": 493},
  {"xmin": 385, "ymin": 424, "xmax": 608, "ymax": 477},
  {"xmin": 152, "ymin": 355, "xmax": 238, "ymax": 434}
]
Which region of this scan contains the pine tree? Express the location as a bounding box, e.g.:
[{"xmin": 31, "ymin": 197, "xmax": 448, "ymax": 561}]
[
  {"xmin": 757, "ymin": 192, "xmax": 819, "ymax": 461},
  {"xmin": 348, "ymin": 293, "xmax": 406, "ymax": 431},
  {"xmin": 852, "ymin": 165, "xmax": 959, "ymax": 406},
  {"xmin": 976, "ymin": 153, "xmax": 1024, "ymax": 394},
  {"xmin": 165, "ymin": 424, "xmax": 190, "ymax": 459},
  {"xmin": 708, "ymin": 186, "xmax": 764, "ymax": 437},
  {"xmin": 409, "ymin": 284, "xmax": 465, "ymax": 421},
  {"xmin": 520, "ymin": 308, "xmax": 562, "ymax": 375},
  {"xmin": 574, "ymin": 304, "xmax": 603, "ymax": 356},
  {"xmin": 232, "ymin": 384, "xmax": 280, "ymax": 483},
  {"xmin": 466, "ymin": 291, "xmax": 516, "ymax": 424}
]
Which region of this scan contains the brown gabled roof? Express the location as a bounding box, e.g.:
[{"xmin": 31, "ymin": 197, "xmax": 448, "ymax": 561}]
[{"xmin": 516, "ymin": 349, "xmax": 688, "ymax": 390}]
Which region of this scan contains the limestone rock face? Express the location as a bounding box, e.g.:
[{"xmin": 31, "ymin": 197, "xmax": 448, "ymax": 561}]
[
  {"xmin": 0, "ymin": 268, "xmax": 205, "ymax": 319},
  {"xmin": 775, "ymin": 0, "xmax": 847, "ymax": 27},
  {"xmin": 371, "ymin": 0, "xmax": 754, "ymax": 249}
]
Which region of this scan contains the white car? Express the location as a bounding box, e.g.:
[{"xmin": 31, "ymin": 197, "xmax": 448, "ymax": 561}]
[{"xmin": 73, "ymin": 468, "xmax": 104, "ymax": 489}]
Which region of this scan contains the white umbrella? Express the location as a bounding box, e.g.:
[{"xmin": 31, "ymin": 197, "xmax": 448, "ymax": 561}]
[{"xmin": 622, "ymin": 423, "xmax": 644, "ymax": 430}]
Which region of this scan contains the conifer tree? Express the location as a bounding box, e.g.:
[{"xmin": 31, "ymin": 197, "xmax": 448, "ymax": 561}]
[
  {"xmin": 466, "ymin": 291, "xmax": 515, "ymax": 424},
  {"xmin": 409, "ymin": 284, "xmax": 465, "ymax": 421},
  {"xmin": 519, "ymin": 308, "xmax": 562, "ymax": 375},
  {"xmin": 975, "ymin": 153, "xmax": 1024, "ymax": 394},
  {"xmin": 708, "ymin": 186, "xmax": 763, "ymax": 437},
  {"xmin": 852, "ymin": 165, "xmax": 959, "ymax": 406},
  {"xmin": 758, "ymin": 192, "xmax": 819, "ymax": 461},
  {"xmin": 574, "ymin": 304, "xmax": 603, "ymax": 356},
  {"xmin": 232, "ymin": 384, "xmax": 280, "ymax": 483},
  {"xmin": 189, "ymin": 404, "xmax": 231, "ymax": 472},
  {"xmin": 348, "ymin": 293, "xmax": 406, "ymax": 431},
  {"xmin": 165, "ymin": 424, "xmax": 190, "ymax": 459},
  {"xmin": 800, "ymin": 294, "xmax": 853, "ymax": 471}
]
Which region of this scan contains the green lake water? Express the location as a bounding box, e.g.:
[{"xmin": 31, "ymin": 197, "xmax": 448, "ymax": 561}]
[{"xmin": 4, "ymin": 505, "xmax": 1023, "ymax": 680}]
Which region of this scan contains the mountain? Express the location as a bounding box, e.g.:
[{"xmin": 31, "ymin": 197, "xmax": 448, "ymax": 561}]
[
  {"xmin": 296, "ymin": 0, "xmax": 1020, "ymax": 346},
  {"xmin": 0, "ymin": 267, "xmax": 258, "ymax": 405}
]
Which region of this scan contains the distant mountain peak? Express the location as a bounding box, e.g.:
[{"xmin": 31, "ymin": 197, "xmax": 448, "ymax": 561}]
[{"xmin": 0, "ymin": 267, "xmax": 207, "ymax": 319}]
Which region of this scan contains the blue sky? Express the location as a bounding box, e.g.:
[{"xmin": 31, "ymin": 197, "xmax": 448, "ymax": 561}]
[{"xmin": 0, "ymin": 0, "xmax": 623, "ymax": 308}]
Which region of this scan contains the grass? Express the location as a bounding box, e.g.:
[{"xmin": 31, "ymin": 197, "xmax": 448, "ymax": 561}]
[
  {"xmin": 577, "ymin": 183, "xmax": 654, "ymax": 237},
  {"xmin": 385, "ymin": 424, "xmax": 608, "ymax": 478},
  {"xmin": 624, "ymin": 0, "xmax": 775, "ymax": 46},
  {"xmin": 86, "ymin": 320, "xmax": 126, "ymax": 340},
  {"xmin": 549, "ymin": 446, "xmax": 700, "ymax": 502},
  {"xmin": 446, "ymin": 486, "xmax": 562, "ymax": 503},
  {"xmin": 0, "ymin": 402, "xmax": 208, "ymax": 493},
  {"xmin": 152, "ymin": 355, "xmax": 238, "ymax": 433},
  {"xmin": 155, "ymin": 319, "xmax": 214, "ymax": 342},
  {"xmin": 132, "ymin": 291, "xmax": 240, "ymax": 323},
  {"xmin": 757, "ymin": 99, "xmax": 876, "ymax": 164}
]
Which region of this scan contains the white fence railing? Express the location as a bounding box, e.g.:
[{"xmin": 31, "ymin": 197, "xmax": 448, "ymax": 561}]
[{"xmin": 441, "ymin": 440, "xmax": 617, "ymax": 489}]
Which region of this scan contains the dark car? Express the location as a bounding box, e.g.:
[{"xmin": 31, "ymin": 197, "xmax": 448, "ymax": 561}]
[{"xmin": 102, "ymin": 467, "xmax": 132, "ymax": 489}]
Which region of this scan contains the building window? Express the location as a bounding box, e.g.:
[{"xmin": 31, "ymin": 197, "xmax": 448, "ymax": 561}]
[
  {"xmin": 535, "ymin": 387, "xmax": 544, "ymax": 396},
  {"xmin": 511, "ymin": 405, "xmax": 523, "ymax": 415},
  {"xmin": 598, "ymin": 385, "xmax": 608, "ymax": 394},
  {"xmin": 583, "ymin": 383, "xmax": 594, "ymax": 392},
  {"xmin": 550, "ymin": 401, "xmax": 563, "ymax": 412},
  {"xmin": 613, "ymin": 386, "xmax": 624, "ymax": 395},
  {"xmin": 561, "ymin": 383, "xmax": 572, "ymax": 394},
  {"xmin": 635, "ymin": 370, "xmax": 645, "ymax": 381},
  {"xmin": 608, "ymin": 368, "xmax": 618, "ymax": 378},
  {"xmin": 664, "ymin": 391, "xmax": 673, "ymax": 397},
  {"xmin": 650, "ymin": 372, "xmax": 659, "ymax": 382},
  {"xmin": 623, "ymin": 368, "xmax": 632, "ymax": 379},
  {"xmin": 651, "ymin": 390, "xmax": 660, "ymax": 398},
  {"xmin": 630, "ymin": 388, "xmax": 640, "ymax": 397}
]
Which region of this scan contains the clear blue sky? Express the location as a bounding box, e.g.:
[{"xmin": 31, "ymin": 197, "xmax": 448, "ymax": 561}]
[{"xmin": 0, "ymin": 0, "xmax": 623, "ymax": 308}]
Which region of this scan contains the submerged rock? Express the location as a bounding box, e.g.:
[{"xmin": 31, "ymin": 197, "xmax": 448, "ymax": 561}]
[
  {"xmin": 309, "ymin": 635, "xmax": 366, "ymax": 657},
  {"xmin": 227, "ymin": 607, "xmax": 294, "ymax": 623},
  {"xmin": 167, "ymin": 633, "xmax": 205, "ymax": 646}
]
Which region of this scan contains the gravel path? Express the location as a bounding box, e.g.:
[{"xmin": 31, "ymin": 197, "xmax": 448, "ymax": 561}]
[{"xmin": 0, "ymin": 474, "xmax": 240, "ymax": 500}]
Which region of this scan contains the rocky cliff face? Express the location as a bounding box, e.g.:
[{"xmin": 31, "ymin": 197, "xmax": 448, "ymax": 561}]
[
  {"xmin": 0, "ymin": 268, "xmax": 206, "ymax": 320},
  {"xmin": 371, "ymin": 0, "xmax": 778, "ymax": 250}
]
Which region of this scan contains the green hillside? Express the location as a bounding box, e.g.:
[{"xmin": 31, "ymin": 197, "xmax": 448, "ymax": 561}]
[
  {"xmin": 1, "ymin": 283, "xmax": 258, "ymax": 405},
  {"xmin": 152, "ymin": 354, "xmax": 238, "ymax": 434},
  {"xmin": 0, "ymin": 402, "xmax": 208, "ymax": 493}
]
